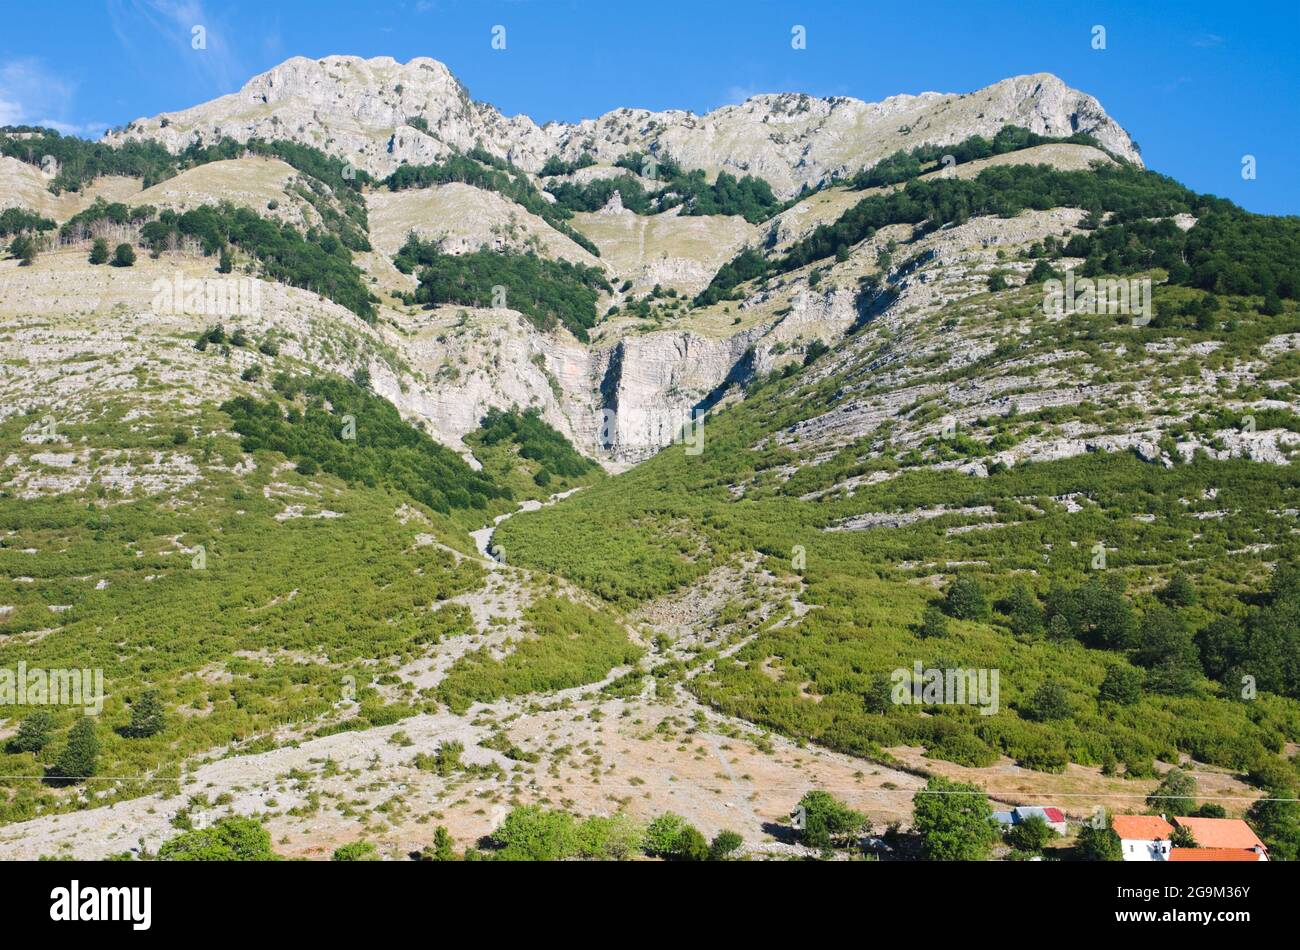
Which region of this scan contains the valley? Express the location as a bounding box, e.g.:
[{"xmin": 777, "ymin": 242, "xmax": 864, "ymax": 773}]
[{"xmin": 0, "ymin": 52, "xmax": 1298, "ymax": 864}]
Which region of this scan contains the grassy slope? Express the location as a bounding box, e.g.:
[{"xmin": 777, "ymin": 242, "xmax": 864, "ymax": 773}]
[
  {"xmin": 0, "ymin": 395, "xmax": 489, "ymax": 822},
  {"xmin": 497, "ymin": 287, "xmax": 1300, "ymax": 783}
]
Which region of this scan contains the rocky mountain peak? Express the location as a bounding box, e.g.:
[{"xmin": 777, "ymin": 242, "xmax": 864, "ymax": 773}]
[{"xmin": 105, "ymin": 56, "xmax": 1140, "ymax": 196}]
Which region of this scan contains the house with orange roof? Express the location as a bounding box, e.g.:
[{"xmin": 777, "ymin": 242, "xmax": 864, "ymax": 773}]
[
  {"xmin": 1112, "ymin": 815, "xmax": 1174, "ymax": 861},
  {"xmin": 1172, "ymin": 817, "xmax": 1268, "ymax": 860},
  {"xmin": 1169, "ymin": 847, "xmax": 1267, "ymax": 862}
]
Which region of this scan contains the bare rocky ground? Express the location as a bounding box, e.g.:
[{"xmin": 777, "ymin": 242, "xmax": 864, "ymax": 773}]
[
  {"xmin": 0, "ymin": 687, "xmax": 923, "ymax": 861},
  {"xmin": 572, "ymin": 204, "xmax": 756, "ymax": 296},
  {"xmin": 4, "ymin": 139, "xmax": 1187, "ymax": 471},
  {"xmin": 367, "ymin": 182, "xmax": 603, "ymax": 269},
  {"xmin": 722, "ymin": 197, "xmax": 1300, "ymax": 494}
]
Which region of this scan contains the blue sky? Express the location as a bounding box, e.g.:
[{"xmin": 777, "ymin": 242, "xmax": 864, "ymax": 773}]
[{"xmin": 2, "ymin": 0, "xmax": 1296, "ymax": 213}]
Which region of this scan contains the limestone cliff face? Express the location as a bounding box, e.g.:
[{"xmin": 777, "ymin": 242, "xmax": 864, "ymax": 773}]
[
  {"xmin": 106, "ymin": 57, "xmax": 1141, "ymax": 196},
  {"xmin": 595, "ymin": 332, "xmax": 756, "ymax": 461},
  {"xmin": 381, "ymin": 283, "xmax": 865, "ymax": 466}
]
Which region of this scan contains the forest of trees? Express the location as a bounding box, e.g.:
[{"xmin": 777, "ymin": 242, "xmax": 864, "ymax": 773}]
[
  {"xmin": 851, "ymin": 125, "xmax": 1112, "ymax": 190},
  {"xmin": 546, "ymin": 151, "xmax": 783, "ymax": 224},
  {"xmin": 698, "ymin": 160, "xmax": 1300, "ymax": 305},
  {"xmin": 538, "ymin": 153, "xmax": 597, "ymax": 177},
  {"xmin": 546, "ymin": 173, "xmax": 659, "ymax": 214},
  {"xmin": 475, "ymin": 408, "xmax": 598, "ymax": 480},
  {"xmin": 1025, "ymin": 204, "xmax": 1300, "ymax": 302},
  {"xmin": 60, "ymin": 195, "xmax": 377, "ymax": 321},
  {"xmin": 59, "ymin": 199, "xmax": 158, "ymax": 240},
  {"xmin": 393, "ymin": 235, "xmax": 610, "ymax": 340},
  {"xmin": 179, "ymin": 136, "xmax": 374, "ymax": 249},
  {"xmin": 138, "ymin": 204, "xmax": 377, "ymax": 321},
  {"xmin": 0, "ymin": 126, "xmax": 376, "ymax": 217},
  {"xmin": 0, "ymin": 207, "xmax": 56, "ymax": 238},
  {"xmin": 1197, "ymin": 566, "xmax": 1300, "ymax": 701},
  {"xmin": 0, "ymin": 126, "xmax": 179, "ymax": 192}
]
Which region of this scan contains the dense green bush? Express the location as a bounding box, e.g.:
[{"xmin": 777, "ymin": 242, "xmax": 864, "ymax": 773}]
[
  {"xmin": 489, "ymin": 805, "xmax": 645, "ymax": 861},
  {"xmin": 796, "ymin": 789, "xmax": 867, "ymax": 849},
  {"xmin": 1075, "ymin": 815, "xmax": 1123, "ymax": 861},
  {"xmin": 121, "ymin": 690, "xmax": 166, "ymax": 738},
  {"xmin": 912, "ymin": 776, "xmax": 998, "ymax": 860},
  {"xmin": 944, "ymin": 575, "xmax": 990, "ymax": 620},
  {"xmin": 8, "ymin": 711, "xmax": 55, "ymax": 754},
  {"xmin": 642, "ymin": 812, "xmax": 709, "ymax": 859},
  {"xmin": 437, "ymin": 595, "xmax": 642, "ymax": 713},
  {"xmin": 332, "ymin": 841, "xmax": 380, "ymax": 861},
  {"xmin": 52, "ymin": 718, "xmax": 99, "ymax": 782},
  {"xmin": 158, "ymin": 817, "xmax": 276, "ymax": 861},
  {"xmin": 1005, "ymin": 814, "xmax": 1053, "ymax": 852},
  {"xmin": 0, "ymin": 207, "xmax": 55, "ymax": 238},
  {"xmin": 221, "ymin": 374, "xmax": 509, "ymax": 515}
]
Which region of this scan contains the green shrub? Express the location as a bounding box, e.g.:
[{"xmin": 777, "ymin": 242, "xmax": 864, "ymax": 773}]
[
  {"xmin": 944, "ymin": 575, "xmax": 990, "ymax": 620},
  {"xmin": 912, "ymin": 776, "xmax": 997, "ymax": 860},
  {"xmin": 52, "ymin": 718, "xmax": 99, "ymax": 782},
  {"xmin": 158, "ymin": 817, "xmax": 276, "ymax": 861},
  {"xmin": 8, "ymin": 710, "xmax": 55, "ymax": 754},
  {"xmin": 332, "ymin": 841, "xmax": 379, "ymax": 861}
]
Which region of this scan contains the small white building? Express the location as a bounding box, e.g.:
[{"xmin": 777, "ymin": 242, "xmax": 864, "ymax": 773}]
[{"xmin": 1112, "ymin": 815, "xmax": 1174, "ymax": 861}]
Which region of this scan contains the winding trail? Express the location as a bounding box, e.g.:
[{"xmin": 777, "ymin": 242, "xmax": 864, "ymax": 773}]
[{"xmin": 470, "ymin": 486, "xmax": 584, "ymax": 561}]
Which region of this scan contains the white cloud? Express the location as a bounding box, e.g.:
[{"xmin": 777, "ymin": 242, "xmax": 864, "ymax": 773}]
[
  {"xmin": 0, "ymin": 97, "xmax": 22, "ymax": 126},
  {"xmin": 36, "ymin": 118, "xmax": 111, "ymax": 137},
  {"xmin": 0, "ymin": 58, "xmax": 80, "ymax": 130}
]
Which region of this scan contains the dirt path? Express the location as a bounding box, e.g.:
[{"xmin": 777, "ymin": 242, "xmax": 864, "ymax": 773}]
[{"xmin": 470, "ymin": 486, "xmax": 584, "ymax": 560}]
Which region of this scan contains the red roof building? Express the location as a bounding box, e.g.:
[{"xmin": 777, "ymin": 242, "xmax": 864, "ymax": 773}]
[
  {"xmin": 1169, "ymin": 847, "xmax": 1266, "ymax": 862},
  {"xmin": 1112, "ymin": 815, "xmax": 1174, "ymax": 840},
  {"xmin": 1172, "ymin": 817, "xmax": 1267, "ymax": 853}
]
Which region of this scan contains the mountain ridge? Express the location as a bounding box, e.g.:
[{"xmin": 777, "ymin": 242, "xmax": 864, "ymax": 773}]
[{"xmin": 104, "ymin": 55, "xmax": 1143, "ymax": 198}]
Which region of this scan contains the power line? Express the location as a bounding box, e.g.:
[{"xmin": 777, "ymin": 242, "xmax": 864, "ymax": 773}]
[{"xmin": 0, "ymin": 775, "xmax": 1294, "ymax": 802}]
